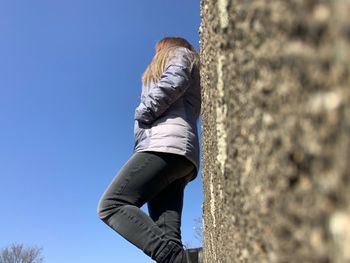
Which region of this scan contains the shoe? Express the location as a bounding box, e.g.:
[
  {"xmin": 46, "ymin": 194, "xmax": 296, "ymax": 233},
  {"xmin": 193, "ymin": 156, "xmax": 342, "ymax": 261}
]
[{"xmin": 184, "ymin": 247, "xmax": 203, "ymax": 263}]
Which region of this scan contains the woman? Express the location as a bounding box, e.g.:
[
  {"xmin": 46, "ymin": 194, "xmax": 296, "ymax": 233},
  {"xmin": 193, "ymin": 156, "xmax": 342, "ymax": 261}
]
[{"xmin": 97, "ymin": 36, "xmax": 203, "ymax": 263}]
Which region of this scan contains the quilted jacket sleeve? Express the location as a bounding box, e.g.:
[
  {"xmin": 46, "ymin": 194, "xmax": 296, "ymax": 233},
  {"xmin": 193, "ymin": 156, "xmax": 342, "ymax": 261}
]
[{"xmin": 134, "ymin": 48, "xmax": 193, "ymax": 124}]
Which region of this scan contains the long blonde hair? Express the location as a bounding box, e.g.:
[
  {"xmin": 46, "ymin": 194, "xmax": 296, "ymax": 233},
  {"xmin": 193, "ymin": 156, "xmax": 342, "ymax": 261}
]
[{"xmin": 142, "ymin": 36, "xmax": 199, "ymax": 87}]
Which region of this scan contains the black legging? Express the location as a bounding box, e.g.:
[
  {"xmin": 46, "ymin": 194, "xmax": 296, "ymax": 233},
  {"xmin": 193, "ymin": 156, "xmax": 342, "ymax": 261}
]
[{"xmin": 97, "ymin": 151, "xmax": 196, "ymax": 263}]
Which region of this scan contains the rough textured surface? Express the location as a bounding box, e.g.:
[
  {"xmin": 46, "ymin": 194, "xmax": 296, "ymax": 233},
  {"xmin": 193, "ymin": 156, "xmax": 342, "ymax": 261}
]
[{"xmin": 199, "ymin": 0, "xmax": 350, "ymax": 262}]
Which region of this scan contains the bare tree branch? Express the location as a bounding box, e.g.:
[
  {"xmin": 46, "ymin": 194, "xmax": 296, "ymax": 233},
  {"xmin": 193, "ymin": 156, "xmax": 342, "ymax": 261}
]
[{"xmin": 0, "ymin": 243, "xmax": 44, "ymax": 263}]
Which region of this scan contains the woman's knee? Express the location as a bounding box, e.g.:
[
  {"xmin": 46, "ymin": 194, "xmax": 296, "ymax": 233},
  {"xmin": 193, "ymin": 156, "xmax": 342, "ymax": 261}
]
[
  {"xmin": 97, "ymin": 194, "xmax": 109, "ymax": 220},
  {"xmin": 97, "ymin": 194, "xmax": 116, "ymax": 221},
  {"xmin": 97, "ymin": 192, "xmax": 129, "ymax": 221}
]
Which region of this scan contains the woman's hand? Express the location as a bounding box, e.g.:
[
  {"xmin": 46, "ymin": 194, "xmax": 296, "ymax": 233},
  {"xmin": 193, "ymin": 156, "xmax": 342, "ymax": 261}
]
[
  {"xmin": 137, "ymin": 120, "xmax": 152, "ymax": 129},
  {"xmin": 134, "ymin": 108, "xmax": 153, "ymax": 129}
]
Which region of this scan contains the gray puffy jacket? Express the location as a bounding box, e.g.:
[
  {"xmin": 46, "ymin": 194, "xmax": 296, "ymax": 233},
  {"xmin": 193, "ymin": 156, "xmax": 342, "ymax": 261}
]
[{"xmin": 133, "ymin": 46, "xmax": 201, "ymax": 181}]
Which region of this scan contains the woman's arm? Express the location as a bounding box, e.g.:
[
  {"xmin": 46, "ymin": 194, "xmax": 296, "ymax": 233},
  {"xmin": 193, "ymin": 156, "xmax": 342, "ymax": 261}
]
[{"xmin": 134, "ymin": 48, "xmax": 193, "ymax": 125}]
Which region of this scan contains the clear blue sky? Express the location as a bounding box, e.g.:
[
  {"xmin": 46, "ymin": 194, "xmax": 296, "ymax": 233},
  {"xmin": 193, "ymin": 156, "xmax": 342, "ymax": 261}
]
[{"xmin": 0, "ymin": 1, "xmax": 203, "ymax": 262}]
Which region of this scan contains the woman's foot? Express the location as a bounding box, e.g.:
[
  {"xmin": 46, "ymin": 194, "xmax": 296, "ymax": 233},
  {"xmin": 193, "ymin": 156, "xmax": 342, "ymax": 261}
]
[{"xmin": 184, "ymin": 247, "xmax": 203, "ymax": 263}]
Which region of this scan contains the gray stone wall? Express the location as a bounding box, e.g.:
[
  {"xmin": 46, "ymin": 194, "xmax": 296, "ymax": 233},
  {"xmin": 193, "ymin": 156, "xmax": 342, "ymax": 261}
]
[{"xmin": 199, "ymin": 1, "xmax": 350, "ymax": 262}]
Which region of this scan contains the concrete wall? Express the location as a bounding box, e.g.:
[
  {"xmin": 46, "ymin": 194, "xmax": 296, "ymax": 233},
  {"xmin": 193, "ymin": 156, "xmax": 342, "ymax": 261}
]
[{"xmin": 199, "ymin": 0, "xmax": 350, "ymax": 262}]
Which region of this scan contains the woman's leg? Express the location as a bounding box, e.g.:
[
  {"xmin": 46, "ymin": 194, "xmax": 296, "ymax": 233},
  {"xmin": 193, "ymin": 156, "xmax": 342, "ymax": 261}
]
[
  {"xmin": 147, "ymin": 168, "xmax": 195, "ymax": 249},
  {"xmin": 97, "ymin": 151, "xmax": 195, "ymax": 263}
]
